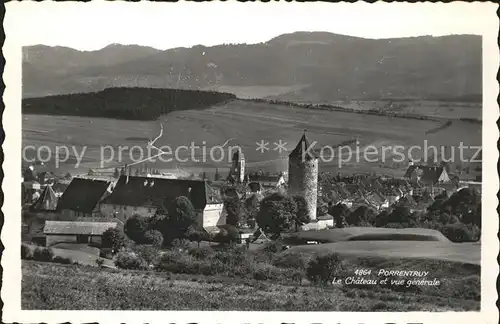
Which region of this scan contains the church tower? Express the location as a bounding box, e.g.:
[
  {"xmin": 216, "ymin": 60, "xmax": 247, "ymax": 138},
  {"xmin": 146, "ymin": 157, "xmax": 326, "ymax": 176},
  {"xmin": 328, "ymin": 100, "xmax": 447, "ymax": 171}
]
[
  {"xmin": 231, "ymin": 149, "xmax": 245, "ymax": 183},
  {"xmin": 288, "ymin": 131, "xmax": 318, "ymax": 221}
]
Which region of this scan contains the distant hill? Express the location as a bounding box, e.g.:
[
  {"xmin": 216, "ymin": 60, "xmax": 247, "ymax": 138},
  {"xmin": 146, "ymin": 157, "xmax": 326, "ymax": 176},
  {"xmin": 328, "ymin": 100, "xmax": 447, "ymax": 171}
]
[
  {"xmin": 23, "ymin": 32, "xmax": 482, "ymax": 101},
  {"xmin": 22, "ymin": 87, "xmax": 236, "ymax": 120}
]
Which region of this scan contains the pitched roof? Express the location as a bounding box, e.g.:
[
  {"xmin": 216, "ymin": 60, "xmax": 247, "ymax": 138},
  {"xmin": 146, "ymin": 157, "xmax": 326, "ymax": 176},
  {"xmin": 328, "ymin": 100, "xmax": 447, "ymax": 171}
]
[
  {"xmin": 404, "ymin": 165, "xmax": 447, "ymax": 184},
  {"xmin": 31, "ymin": 185, "xmax": 58, "ymax": 211},
  {"xmin": 103, "ymin": 176, "xmax": 221, "ymax": 210},
  {"xmin": 56, "ymin": 178, "xmax": 111, "ymax": 213},
  {"xmin": 44, "ymin": 221, "xmax": 117, "ymax": 235},
  {"xmin": 289, "ymin": 133, "xmax": 317, "ymax": 160}
]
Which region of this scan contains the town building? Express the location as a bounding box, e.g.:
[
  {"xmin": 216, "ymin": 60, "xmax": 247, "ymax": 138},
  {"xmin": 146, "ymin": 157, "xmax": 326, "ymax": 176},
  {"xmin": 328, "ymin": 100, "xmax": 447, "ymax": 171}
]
[
  {"xmin": 287, "ymin": 132, "xmax": 319, "ymax": 222},
  {"xmin": 247, "ymin": 173, "xmax": 286, "ymax": 191},
  {"xmin": 43, "ymin": 220, "xmax": 117, "ymax": 246},
  {"xmin": 228, "ymin": 150, "xmax": 245, "ymax": 183},
  {"xmin": 56, "ymin": 178, "xmax": 112, "ymax": 218},
  {"xmin": 100, "ymin": 176, "xmax": 225, "ymax": 229},
  {"xmin": 404, "ymin": 165, "xmax": 453, "ymax": 197},
  {"xmin": 30, "ymin": 185, "xmax": 58, "ymax": 212}
]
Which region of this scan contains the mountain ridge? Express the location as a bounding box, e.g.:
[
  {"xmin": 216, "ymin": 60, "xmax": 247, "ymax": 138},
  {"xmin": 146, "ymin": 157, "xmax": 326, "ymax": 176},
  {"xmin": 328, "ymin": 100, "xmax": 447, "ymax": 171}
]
[{"xmin": 23, "ymin": 31, "xmax": 482, "ymax": 101}]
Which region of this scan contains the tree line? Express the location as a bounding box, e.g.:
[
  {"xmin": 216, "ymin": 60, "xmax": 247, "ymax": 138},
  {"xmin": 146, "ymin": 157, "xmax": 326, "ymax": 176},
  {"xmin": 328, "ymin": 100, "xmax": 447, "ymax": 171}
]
[{"xmin": 22, "ymin": 87, "xmax": 236, "ymax": 120}]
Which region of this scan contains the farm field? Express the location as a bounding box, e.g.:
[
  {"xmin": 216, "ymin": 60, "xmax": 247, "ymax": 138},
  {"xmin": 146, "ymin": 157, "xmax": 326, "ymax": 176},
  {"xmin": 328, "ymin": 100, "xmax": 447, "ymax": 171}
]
[
  {"xmin": 22, "ymin": 99, "xmax": 481, "ymax": 177},
  {"xmin": 288, "ymin": 241, "xmax": 480, "ymax": 265},
  {"xmin": 283, "ymin": 227, "xmax": 451, "ymax": 243},
  {"xmin": 22, "ymin": 259, "xmax": 479, "ymax": 311}
]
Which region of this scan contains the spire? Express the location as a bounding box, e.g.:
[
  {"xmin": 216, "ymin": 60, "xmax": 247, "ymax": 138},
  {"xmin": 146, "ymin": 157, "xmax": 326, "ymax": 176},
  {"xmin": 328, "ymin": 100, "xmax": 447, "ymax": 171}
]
[
  {"xmin": 289, "ymin": 130, "xmax": 316, "ymax": 160},
  {"xmin": 30, "ymin": 185, "xmax": 57, "ymax": 211}
]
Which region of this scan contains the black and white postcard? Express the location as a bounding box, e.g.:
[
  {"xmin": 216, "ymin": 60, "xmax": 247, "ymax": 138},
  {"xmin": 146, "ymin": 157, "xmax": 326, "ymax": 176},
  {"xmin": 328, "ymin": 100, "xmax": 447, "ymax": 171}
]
[{"xmin": 2, "ymin": 2, "xmax": 498, "ymax": 324}]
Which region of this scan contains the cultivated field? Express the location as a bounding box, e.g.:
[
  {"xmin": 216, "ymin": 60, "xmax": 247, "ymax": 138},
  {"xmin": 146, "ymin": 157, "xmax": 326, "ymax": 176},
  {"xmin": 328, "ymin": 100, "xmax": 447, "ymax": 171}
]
[
  {"xmin": 284, "ymin": 227, "xmax": 451, "ymax": 243},
  {"xmin": 22, "ymin": 99, "xmax": 481, "ymax": 176},
  {"xmin": 22, "ymin": 258, "xmax": 480, "ymax": 311},
  {"xmin": 288, "ymin": 241, "xmax": 480, "ymax": 265}
]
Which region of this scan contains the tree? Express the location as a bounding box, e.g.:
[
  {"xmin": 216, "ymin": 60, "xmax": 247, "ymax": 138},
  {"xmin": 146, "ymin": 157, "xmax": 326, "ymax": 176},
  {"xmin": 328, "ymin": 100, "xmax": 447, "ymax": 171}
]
[
  {"xmin": 186, "ymin": 226, "xmax": 209, "ymax": 247},
  {"xmin": 245, "ymin": 194, "xmax": 261, "ymax": 225},
  {"xmin": 158, "ymin": 196, "xmax": 197, "ymax": 244},
  {"xmin": 347, "ymin": 205, "xmax": 374, "ymax": 226},
  {"xmin": 213, "ymin": 225, "xmax": 239, "ymax": 245},
  {"xmin": 225, "ymin": 197, "xmax": 243, "ymax": 226},
  {"xmin": 134, "ymin": 245, "xmax": 160, "ymax": 266},
  {"xmin": 102, "ymin": 228, "xmax": 126, "ymax": 252},
  {"xmin": 256, "ymin": 193, "xmax": 297, "ymax": 238},
  {"xmin": 306, "ymin": 253, "xmax": 344, "ymax": 286},
  {"xmin": 388, "ymin": 206, "xmax": 411, "ymax": 224},
  {"xmin": 292, "ymin": 195, "xmax": 310, "ymax": 231},
  {"xmin": 124, "ymin": 215, "xmax": 149, "ymax": 244},
  {"xmin": 143, "ymin": 230, "xmax": 164, "ymax": 247},
  {"xmin": 328, "ymin": 203, "xmax": 349, "ymax": 228}
]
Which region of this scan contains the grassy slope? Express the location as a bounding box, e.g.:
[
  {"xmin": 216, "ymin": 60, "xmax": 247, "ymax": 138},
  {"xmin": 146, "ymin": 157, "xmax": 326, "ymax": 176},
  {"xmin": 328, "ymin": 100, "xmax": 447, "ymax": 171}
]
[
  {"xmin": 284, "ymin": 227, "xmax": 451, "ymax": 243},
  {"xmin": 22, "ymin": 100, "xmax": 481, "ymax": 176},
  {"xmin": 22, "ymin": 260, "xmax": 479, "ymax": 311},
  {"xmin": 288, "ymin": 241, "xmax": 480, "ymax": 265}
]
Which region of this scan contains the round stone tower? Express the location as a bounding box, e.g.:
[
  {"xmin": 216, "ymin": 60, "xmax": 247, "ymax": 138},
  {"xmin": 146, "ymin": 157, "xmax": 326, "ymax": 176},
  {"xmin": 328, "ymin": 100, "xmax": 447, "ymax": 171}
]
[{"xmin": 288, "ymin": 131, "xmax": 318, "ymax": 221}]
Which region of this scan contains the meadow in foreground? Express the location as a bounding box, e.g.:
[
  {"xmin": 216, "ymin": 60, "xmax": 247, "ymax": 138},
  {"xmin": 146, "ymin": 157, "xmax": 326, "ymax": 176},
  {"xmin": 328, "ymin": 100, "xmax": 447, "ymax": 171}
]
[{"xmin": 22, "ymin": 257, "xmax": 480, "ymax": 311}]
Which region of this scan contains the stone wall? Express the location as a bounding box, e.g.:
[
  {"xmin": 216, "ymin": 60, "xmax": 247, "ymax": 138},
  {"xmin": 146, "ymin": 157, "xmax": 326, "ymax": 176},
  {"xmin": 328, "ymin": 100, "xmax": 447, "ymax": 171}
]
[{"xmin": 288, "ymin": 157, "xmax": 318, "ymax": 221}]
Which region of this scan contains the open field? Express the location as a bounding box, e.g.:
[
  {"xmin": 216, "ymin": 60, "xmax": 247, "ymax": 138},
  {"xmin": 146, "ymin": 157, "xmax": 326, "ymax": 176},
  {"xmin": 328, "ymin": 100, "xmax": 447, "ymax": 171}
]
[
  {"xmin": 277, "ymin": 99, "xmax": 482, "ymax": 120},
  {"xmin": 22, "ymin": 99, "xmax": 481, "ymax": 176},
  {"xmin": 22, "ymin": 259, "xmax": 479, "ymax": 311},
  {"xmin": 284, "ymin": 227, "xmax": 451, "ymax": 243},
  {"xmin": 202, "ymin": 85, "xmax": 309, "ymax": 99},
  {"xmin": 288, "ymin": 241, "xmax": 480, "ymax": 265}
]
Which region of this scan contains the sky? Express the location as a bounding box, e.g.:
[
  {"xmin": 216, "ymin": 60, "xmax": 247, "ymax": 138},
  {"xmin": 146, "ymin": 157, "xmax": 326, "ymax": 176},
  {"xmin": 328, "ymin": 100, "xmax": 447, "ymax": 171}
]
[{"xmin": 5, "ymin": 1, "xmax": 497, "ymax": 51}]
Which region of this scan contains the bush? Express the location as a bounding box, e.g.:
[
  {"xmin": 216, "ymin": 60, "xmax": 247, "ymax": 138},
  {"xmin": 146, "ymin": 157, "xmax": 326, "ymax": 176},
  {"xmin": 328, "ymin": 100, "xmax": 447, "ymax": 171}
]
[
  {"xmin": 33, "ymin": 247, "xmax": 54, "ymax": 262},
  {"xmin": 134, "ymin": 245, "xmax": 161, "ymax": 266},
  {"xmin": 95, "ymin": 259, "xmax": 105, "ymax": 267},
  {"xmin": 171, "ymin": 238, "xmax": 190, "ymax": 250},
  {"xmin": 143, "ymin": 230, "xmax": 164, "ymax": 247},
  {"xmin": 253, "ymin": 263, "xmax": 281, "ymax": 281},
  {"xmin": 188, "ymin": 246, "xmax": 214, "ymax": 260},
  {"xmin": 21, "ymin": 244, "xmax": 33, "ymax": 260},
  {"xmin": 124, "ymin": 215, "xmax": 149, "ymax": 244},
  {"xmin": 53, "ymin": 256, "xmax": 72, "ymax": 264},
  {"xmin": 114, "ymin": 251, "xmax": 147, "ymax": 270},
  {"xmin": 101, "ymin": 228, "xmax": 126, "ymax": 252},
  {"xmin": 306, "ymin": 253, "xmax": 344, "ymax": 285},
  {"xmin": 100, "ymin": 248, "xmax": 114, "ymax": 259},
  {"xmin": 440, "ymin": 223, "xmax": 473, "ymax": 242},
  {"xmin": 272, "ymin": 252, "xmax": 310, "ymax": 270},
  {"xmin": 263, "ymin": 240, "xmax": 285, "ymax": 254}
]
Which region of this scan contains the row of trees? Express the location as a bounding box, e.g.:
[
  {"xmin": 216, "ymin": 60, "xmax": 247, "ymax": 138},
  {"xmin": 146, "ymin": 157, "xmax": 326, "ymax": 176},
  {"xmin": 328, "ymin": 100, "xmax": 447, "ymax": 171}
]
[{"xmin": 325, "ymin": 188, "xmax": 481, "ymax": 242}]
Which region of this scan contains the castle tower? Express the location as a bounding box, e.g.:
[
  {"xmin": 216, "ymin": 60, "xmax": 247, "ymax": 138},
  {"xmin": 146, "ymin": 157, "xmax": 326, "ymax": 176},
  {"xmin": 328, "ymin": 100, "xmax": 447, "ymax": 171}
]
[
  {"xmin": 231, "ymin": 149, "xmax": 245, "ymax": 183},
  {"xmin": 288, "ymin": 131, "xmax": 318, "ymax": 221}
]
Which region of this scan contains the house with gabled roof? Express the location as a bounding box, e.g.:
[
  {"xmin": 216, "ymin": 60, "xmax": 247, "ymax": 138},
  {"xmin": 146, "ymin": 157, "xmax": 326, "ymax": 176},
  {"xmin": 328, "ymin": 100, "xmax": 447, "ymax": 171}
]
[
  {"xmin": 44, "ymin": 220, "xmax": 117, "ymax": 247},
  {"xmin": 56, "ymin": 178, "xmax": 112, "ymax": 218},
  {"xmin": 100, "ymin": 175, "xmax": 225, "ymax": 229}
]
